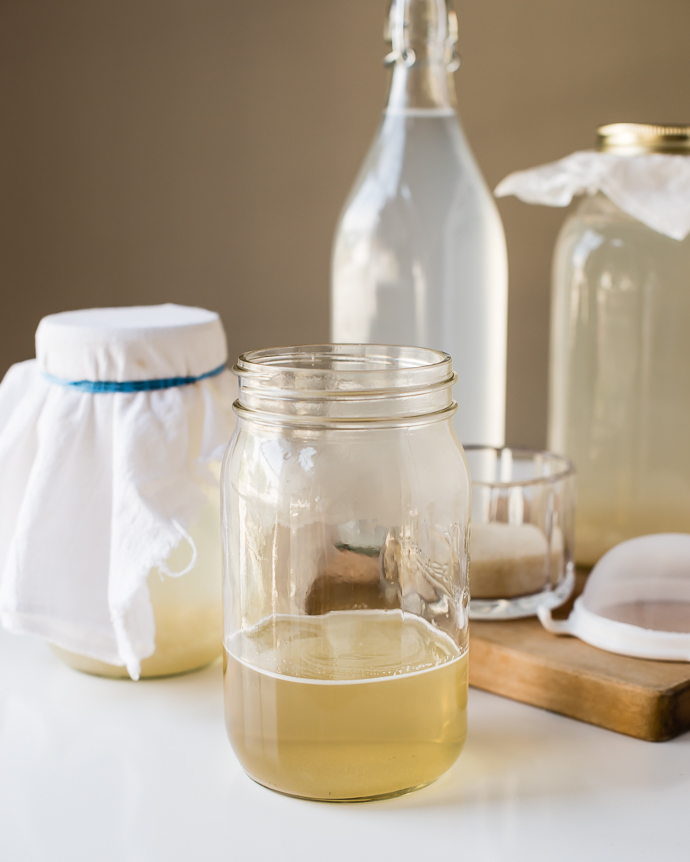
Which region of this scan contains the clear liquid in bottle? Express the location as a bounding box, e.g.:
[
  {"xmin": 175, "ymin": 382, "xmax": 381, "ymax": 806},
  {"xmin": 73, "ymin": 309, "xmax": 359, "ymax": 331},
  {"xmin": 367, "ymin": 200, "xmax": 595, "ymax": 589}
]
[{"xmin": 331, "ymin": 0, "xmax": 508, "ymax": 446}]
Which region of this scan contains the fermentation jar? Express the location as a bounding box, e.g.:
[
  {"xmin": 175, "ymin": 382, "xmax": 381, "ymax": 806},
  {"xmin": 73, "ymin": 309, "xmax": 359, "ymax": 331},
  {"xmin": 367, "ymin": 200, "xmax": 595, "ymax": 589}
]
[
  {"xmin": 222, "ymin": 345, "xmax": 470, "ymax": 801},
  {"xmin": 550, "ymin": 124, "xmax": 690, "ymax": 565},
  {"xmin": 0, "ymin": 305, "xmax": 237, "ymax": 679}
]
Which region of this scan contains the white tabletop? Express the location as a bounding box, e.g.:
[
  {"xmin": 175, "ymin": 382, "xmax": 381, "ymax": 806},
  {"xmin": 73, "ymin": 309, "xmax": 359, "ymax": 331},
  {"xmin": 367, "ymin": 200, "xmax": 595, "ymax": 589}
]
[{"xmin": 1, "ymin": 625, "xmax": 687, "ymax": 862}]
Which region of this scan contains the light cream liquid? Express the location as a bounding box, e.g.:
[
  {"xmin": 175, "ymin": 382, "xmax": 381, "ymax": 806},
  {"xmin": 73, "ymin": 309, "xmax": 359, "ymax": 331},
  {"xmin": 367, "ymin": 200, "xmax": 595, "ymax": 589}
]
[
  {"xmin": 54, "ymin": 602, "xmax": 222, "ymax": 678},
  {"xmin": 574, "ymin": 504, "xmax": 690, "ymax": 567},
  {"xmin": 224, "ymin": 610, "xmax": 468, "ymax": 801},
  {"xmin": 550, "ymin": 195, "xmax": 690, "ymax": 565},
  {"xmin": 52, "ymin": 484, "xmax": 223, "ymax": 679}
]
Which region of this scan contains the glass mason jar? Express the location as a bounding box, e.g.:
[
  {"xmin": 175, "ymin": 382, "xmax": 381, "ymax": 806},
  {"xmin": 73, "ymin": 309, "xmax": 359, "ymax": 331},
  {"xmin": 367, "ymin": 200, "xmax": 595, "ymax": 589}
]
[
  {"xmin": 222, "ymin": 345, "xmax": 470, "ymax": 802},
  {"xmin": 549, "ymin": 125, "xmax": 690, "ymax": 566}
]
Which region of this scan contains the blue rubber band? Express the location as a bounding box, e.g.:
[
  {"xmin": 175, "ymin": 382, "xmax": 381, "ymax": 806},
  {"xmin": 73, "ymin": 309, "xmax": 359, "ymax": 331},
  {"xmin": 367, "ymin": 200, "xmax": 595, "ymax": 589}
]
[{"xmin": 42, "ymin": 362, "xmax": 226, "ymax": 393}]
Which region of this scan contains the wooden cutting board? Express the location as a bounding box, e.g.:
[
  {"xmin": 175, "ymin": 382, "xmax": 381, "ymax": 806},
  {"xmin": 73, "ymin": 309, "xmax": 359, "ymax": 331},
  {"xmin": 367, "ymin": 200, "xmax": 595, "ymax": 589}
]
[{"xmin": 469, "ymin": 572, "xmax": 690, "ymax": 741}]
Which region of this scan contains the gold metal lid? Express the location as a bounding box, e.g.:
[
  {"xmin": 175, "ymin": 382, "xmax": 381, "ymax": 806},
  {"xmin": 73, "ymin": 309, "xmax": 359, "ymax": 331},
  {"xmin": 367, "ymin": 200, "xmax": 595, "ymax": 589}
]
[{"xmin": 597, "ymin": 123, "xmax": 690, "ymax": 155}]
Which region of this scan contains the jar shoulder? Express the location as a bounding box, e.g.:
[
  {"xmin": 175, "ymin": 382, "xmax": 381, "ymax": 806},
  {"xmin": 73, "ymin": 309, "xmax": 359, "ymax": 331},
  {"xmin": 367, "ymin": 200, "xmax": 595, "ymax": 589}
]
[
  {"xmin": 223, "ymin": 422, "xmax": 471, "ymax": 510},
  {"xmin": 558, "ymin": 192, "xmax": 690, "ymax": 246},
  {"xmin": 554, "ymin": 193, "xmax": 690, "ymax": 277}
]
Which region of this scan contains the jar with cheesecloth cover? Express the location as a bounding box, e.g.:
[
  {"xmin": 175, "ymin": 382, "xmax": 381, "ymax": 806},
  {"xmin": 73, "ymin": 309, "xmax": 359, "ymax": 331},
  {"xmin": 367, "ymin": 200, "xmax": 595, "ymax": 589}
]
[
  {"xmin": 0, "ymin": 305, "xmax": 237, "ymax": 679},
  {"xmin": 549, "ymin": 124, "xmax": 690, "ymax": 565},
  {"xmin": 221, "ymin": 345, "xmax": 470, "ymax": 801}
]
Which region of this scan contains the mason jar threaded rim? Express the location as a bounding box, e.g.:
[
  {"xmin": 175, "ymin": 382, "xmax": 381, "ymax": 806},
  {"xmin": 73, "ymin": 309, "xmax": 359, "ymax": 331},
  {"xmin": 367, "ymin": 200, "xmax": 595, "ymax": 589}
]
[{"xmin": 233, "ymin": 344, "xmax": 458, "ymax": 427}]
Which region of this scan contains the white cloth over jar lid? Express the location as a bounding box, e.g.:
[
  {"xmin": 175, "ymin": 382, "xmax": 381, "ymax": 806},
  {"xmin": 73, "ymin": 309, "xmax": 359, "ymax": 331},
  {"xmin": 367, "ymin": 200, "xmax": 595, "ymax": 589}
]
[
  {"xmin": 37, "ymin": 304, "xmax": 228, "ymax": 382},
  {"xmin": 0, "ymin": 304, "xmax": 237, "ymax": 679},
  {"xmin": 539, "ymin": 534, "xmax": 690, "ymax": 661},
  {"xmin": 495, "ymin": 151, "xmax": 690, "ymax": 241}
]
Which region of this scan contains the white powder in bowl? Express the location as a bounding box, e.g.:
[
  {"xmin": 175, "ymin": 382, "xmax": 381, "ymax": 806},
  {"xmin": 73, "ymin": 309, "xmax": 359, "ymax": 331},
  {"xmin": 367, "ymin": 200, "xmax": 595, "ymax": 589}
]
[{"xmin": 470, "ymin": 522, "xmax": 564, "ymax": 599}]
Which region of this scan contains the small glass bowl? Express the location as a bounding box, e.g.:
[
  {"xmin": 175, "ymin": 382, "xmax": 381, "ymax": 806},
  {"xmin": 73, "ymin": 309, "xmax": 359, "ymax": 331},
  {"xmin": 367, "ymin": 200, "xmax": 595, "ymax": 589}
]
[{"xmin": 466, "ymin": 447, "xmax": 576, "ymax": 620}]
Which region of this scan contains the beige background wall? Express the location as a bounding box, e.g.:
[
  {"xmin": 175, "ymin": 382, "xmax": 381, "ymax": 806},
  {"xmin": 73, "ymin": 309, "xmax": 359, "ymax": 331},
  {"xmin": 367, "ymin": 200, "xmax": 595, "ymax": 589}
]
[{"xmin": 1, "ymin": 0, "xmax": 689, "ymax": 446}]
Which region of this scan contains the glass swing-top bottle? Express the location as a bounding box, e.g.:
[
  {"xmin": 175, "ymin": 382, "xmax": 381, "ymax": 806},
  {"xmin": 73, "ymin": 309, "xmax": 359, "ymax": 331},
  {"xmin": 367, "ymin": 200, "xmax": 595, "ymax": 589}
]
[{"xmin": 331, "ymin": 0, "xmax": 508, "ymax": 446}]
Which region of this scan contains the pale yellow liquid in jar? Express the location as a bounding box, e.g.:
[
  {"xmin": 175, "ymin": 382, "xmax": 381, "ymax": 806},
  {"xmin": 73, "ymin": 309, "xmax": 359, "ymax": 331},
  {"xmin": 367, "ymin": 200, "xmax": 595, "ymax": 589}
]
[
  {"xmin": 224, "ymin": 610, "xmax": 468, "ymax": 801},
  {"xmin": 53, "ymin": 602, "xmax": 222, "ymax": 678},
  {"xmin": 52, "ymin": 481, "xmax": 222, "ymax": 679}
]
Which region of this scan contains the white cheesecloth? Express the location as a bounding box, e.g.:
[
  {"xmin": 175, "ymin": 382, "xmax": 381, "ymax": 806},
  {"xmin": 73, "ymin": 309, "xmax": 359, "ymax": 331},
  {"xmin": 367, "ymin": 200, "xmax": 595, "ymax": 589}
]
[
  {"xmin": 0, "ymin": 305, "xmax": 237, "ymax": 679},
  {"xmin": 495, "ymin": 151, "xmax": 690, "ymax": 241}
]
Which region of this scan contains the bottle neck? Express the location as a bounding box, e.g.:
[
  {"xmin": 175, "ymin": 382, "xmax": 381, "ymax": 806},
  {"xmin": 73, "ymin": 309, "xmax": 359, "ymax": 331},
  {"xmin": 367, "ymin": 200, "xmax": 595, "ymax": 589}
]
[{"xmin": 385, "ymin": 0, "xmax": 459, "ymax": 113}]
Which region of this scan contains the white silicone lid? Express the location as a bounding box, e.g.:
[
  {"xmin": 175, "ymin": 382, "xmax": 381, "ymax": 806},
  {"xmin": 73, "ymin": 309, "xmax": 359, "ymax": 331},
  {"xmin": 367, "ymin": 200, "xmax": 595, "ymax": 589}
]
[{"xmin": 538, "ymin": 534, "xmax": 690, "ymax": 661}]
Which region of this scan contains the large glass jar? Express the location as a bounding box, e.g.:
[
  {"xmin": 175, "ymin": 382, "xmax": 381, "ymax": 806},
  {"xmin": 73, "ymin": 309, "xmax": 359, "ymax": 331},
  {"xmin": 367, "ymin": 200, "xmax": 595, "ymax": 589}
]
[
  {"xmin": 222, "ymin": 345, "xmax": 470, "ymax": 801},
  {"xmin": 0, "ymin": 305, "xmax": 235, "ymax": 681},
  {"xmin": 549, "ymin": 132, "xmax": 690, "ymax": 566}
]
